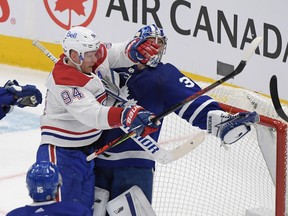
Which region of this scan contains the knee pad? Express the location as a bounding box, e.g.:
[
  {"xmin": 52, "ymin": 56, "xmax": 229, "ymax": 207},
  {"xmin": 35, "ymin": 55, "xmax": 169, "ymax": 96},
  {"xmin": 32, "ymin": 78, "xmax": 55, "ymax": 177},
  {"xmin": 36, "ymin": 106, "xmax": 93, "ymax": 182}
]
[
  {"xmin": 107, "ymin": 185, "xmax": 156, "ymax": 216},
  {"xmin": 93, "ymin": 186, "xmax": 110, "ymax": 216}
]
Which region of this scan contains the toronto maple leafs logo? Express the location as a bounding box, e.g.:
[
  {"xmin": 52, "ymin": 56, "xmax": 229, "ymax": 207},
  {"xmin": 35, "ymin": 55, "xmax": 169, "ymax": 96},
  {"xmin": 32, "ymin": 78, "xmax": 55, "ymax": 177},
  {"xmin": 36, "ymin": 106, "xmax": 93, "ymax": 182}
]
[
  {"xmin": 43, "ymin": 0, "xmax": 98, "ymax": 30},
  {"xmin": 120, "ymin": 85, "xmax": 138, "ymax": 107}
]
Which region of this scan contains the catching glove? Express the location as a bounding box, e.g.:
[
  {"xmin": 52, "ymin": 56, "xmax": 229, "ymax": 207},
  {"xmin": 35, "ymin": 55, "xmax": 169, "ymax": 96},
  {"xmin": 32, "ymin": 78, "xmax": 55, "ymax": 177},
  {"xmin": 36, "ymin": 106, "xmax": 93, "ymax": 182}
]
[
  {"xmin": 125, "ymin": 38, "xmax": 159, "ymax": 64},
  {"xmin": 207, "ymin": 110, "xmax": 260, "ymax": 144},
  {"xmin": 4, "ymin": 80, "xmax": 43, "ymax": 108},
  {"xmin": 121, "ymin": 105, "xmax": 160, "ymax": 137}
]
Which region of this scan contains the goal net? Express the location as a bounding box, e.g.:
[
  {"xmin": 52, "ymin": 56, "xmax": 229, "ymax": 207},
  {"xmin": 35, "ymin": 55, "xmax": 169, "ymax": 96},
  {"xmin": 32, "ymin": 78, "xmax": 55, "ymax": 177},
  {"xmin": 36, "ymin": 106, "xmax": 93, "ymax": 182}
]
[{"xmin": 153, "ymin": 82, "xmax": 288, "ymax": 216}]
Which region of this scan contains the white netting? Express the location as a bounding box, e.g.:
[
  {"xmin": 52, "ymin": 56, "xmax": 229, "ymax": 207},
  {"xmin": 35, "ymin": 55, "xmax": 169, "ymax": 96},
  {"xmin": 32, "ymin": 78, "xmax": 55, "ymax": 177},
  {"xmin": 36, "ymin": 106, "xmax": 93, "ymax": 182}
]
[{"xmin": 152, "ymin": 83, "xmax": 288, "ymax": 216}]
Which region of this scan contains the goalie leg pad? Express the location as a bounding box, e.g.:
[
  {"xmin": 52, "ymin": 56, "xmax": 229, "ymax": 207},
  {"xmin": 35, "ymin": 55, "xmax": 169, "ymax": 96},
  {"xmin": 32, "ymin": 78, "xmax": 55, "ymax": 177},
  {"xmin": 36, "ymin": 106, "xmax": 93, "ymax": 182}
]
[
  {"xmin": 106, "ymin": 185, "xmax": 156, "ymax": 216},
  {"xmin": 207, "ymin": 110, "xmax": 259, "ymax": 144},
  {"xmin": 93, "ymin": 186, "xmax": 110, "ymax": 216}
]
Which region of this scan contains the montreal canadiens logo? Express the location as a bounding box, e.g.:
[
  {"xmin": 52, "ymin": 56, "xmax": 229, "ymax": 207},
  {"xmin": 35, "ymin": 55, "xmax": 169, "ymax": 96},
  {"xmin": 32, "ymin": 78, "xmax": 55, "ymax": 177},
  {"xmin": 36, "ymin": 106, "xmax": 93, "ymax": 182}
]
[{"xmin": 44, "ymin": 0, "xmax": 97, "ymax": 30}]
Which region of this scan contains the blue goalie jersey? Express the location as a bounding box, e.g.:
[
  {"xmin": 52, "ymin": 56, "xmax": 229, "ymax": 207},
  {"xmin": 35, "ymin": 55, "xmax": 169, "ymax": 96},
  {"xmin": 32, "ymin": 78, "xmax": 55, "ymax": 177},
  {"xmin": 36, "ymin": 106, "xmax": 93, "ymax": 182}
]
[{"xmin": 94, "ymin": 63, "xmax": 222, "ymax": 169}]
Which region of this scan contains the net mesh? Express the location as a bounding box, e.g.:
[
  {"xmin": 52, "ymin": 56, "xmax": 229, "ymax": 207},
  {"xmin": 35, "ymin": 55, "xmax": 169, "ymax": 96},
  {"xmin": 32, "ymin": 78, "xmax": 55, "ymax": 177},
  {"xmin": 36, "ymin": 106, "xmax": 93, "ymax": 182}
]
[{"xmin": 152, "ymin": 83, "xmax": 288, "ymax": 216}]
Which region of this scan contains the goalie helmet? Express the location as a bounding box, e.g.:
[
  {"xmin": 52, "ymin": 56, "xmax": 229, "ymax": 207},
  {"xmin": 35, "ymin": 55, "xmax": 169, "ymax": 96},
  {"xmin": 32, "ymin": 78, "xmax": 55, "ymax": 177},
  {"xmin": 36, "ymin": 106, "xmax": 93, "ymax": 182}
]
[
  {"xmin": 62, "ymin": 26, "xmax": 101, "ymax": 64},
  {"xmin": 134, "ymin": 24, "xmax": 168, "ymax": 67},
  {"xmin": 26, "ymin": 161, "xmax": 62, "ymax": 202}
]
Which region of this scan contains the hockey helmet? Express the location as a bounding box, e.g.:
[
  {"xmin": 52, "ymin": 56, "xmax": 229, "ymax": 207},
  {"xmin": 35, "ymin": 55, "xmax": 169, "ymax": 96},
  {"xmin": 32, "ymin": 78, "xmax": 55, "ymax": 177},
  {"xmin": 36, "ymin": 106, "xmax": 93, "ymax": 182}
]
[
  {"xmin": 62, "ymin": 26, "xmax": 101, "ymax": 64},
  {"xmin": 26, "ymin": 161, "xmax": 62, "ymax": 202},
  {"xmin": 134, "ymin": 24, "xmax": 168, "ymax": 67}
]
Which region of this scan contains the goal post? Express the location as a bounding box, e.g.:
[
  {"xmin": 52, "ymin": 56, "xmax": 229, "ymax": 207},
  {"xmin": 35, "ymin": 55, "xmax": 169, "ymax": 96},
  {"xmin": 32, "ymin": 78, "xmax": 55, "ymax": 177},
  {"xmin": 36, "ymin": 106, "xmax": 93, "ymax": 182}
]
[{"xmin": 152, "ymin": 83, "xmax": 288, "ymax": 216}]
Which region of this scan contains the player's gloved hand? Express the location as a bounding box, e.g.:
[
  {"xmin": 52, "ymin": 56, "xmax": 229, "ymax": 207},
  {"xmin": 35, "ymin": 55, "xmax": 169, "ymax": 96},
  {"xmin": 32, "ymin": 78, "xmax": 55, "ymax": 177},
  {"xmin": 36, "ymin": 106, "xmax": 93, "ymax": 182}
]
[
  {"xmin": 4, "ymin": 80, "xmax": 43, "ymax": 108},
  {"xmin": 207, "ymin": 110, "xmax": 260, "ymax": 144},
  {"xmin": 121, "ymin": 105, "xmax": 160, "ymax": 137},
  {"xmin": 125, "ymin": 37, "xmax": 159, "ymax": 64}
]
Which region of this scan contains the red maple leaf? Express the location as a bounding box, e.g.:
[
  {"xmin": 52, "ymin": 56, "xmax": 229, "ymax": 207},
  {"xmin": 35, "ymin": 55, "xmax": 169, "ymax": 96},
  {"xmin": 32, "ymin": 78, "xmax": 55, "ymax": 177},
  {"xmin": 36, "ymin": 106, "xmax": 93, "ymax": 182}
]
[{"xmin": 55, "ymin": 0, "xmax": 87, "ymax": 16}]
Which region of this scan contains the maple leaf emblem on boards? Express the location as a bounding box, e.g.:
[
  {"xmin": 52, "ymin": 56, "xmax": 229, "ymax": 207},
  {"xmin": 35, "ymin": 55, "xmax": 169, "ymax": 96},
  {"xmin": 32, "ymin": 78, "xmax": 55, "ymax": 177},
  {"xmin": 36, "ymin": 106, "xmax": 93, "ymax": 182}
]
[
  {"xmin": 44, "ymin": 0, "xmax": 97, "ymax": 30},
  {"xmin": 55, "ymin": 0, "xmax": 86, "ymax": 16}
]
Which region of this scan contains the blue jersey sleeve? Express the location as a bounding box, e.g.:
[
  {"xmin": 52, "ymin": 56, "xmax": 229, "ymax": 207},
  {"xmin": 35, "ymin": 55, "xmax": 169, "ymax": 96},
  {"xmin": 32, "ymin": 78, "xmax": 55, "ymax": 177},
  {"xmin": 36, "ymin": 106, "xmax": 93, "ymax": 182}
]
[
  {"xmin": 117, "ymin": 63, "xmax": 222, "ymax": 129},
  {"xmin": 145, "ymin": 63, "xmax": 222, "ymax": 129}
]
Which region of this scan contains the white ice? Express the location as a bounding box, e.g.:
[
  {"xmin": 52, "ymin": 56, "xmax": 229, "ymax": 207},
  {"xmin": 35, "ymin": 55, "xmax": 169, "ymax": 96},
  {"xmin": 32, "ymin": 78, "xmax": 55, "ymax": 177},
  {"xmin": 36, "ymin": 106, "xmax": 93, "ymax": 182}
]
[{"xmin": 0, "ymin": 64, "xmax": 49, "ymax": 215}]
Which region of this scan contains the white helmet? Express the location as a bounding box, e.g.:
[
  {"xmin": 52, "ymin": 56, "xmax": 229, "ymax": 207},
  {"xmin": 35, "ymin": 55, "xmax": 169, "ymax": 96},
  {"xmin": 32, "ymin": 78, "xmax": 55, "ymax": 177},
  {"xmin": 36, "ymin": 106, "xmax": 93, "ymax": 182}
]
[{"xmin": 62, "ymin": 26, "xmax": 100, "ymax": 64}]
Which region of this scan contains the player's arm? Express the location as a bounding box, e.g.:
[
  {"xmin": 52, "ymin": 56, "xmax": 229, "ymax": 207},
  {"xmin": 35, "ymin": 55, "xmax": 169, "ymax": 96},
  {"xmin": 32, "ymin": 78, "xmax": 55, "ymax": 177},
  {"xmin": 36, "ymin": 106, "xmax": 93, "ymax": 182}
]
[
  {"xmin": 105, "ymin": 38, "xmax": 159, "ymax": 68},
  {"xmin": 161, "ymin": 63, "xmax": 259, "ymax": 144},
  {"xmin": 50, "ymin": 84, "xmax": 159, "ymax": 137}
]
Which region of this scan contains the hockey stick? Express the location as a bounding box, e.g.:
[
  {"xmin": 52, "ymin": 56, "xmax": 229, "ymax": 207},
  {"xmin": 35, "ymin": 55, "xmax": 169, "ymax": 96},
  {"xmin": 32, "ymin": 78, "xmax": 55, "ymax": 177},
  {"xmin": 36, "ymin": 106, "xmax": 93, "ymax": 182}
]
[
  {"xmin": 32, "ymin": 40, "xmax": 59, "ymax": 63},
  {"xmin": 87, "ymin": 130, "xmax": 205, "ymax": 163},
  {"xmin": 154, "ymin": 36, "xmax": 263, "ymax": 121},
  {"xmin": 32, "ymin": 40, "xmax": 206, "ymax": 163},
  {"xmin": 269, "ymin": 75, "xmax": 288, "ymax": 122},
  {"xmin": 86, "ymin": 36, "xmax": 263, "ymax": 159}
]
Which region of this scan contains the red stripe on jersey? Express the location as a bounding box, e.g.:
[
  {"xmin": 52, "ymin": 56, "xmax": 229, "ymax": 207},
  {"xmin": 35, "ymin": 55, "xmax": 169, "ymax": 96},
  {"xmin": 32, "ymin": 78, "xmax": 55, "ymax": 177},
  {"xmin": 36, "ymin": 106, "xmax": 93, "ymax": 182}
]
[
  {"xmin": 53, "ymin": 54, "xmax": 92, "ymax": 87},
  {"xmin": 41, "ymin": 126, "xmax": 98, "ymax": 135},
  {"xmin": 108, "ymin": 107, "xmax": 123, "ymax": 127},
  {"xmin": 96, "ymin": 91, "xmax": 107, "ymax": 104},
  {"xmin": 48, "ymin": 145, "xmax": 61, "ymax": 202},
  {"xmin": 48, "ymin": 144, "xmax": 57, "ymax": 164}
]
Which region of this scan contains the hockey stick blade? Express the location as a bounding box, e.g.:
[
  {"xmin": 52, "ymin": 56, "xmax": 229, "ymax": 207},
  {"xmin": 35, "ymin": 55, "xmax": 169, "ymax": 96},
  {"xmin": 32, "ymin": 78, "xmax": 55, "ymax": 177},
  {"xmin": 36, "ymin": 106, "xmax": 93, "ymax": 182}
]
[
  {"xmin": 269, "ymin": 75, "xmax": 288, "ymax": 122},
  {"xmin": 163, "ymin": 131, "xmax": 205, "ymax": 163},
  {"xmin": 86, "ymin": 131, "xmax": 205, "ymax": 163}
]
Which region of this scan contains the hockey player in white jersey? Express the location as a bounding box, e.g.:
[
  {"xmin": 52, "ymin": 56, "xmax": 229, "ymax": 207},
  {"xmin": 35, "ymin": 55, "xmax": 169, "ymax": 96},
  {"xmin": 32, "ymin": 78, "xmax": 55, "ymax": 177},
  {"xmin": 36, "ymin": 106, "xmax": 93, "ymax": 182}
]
[
  {"xmin": 36, "ymin": 26, "xmax": 160, "ymax": 213},
  {"xmin": 7, "ymin": 161, "xmax": 91, "ymax": 216},
  {"xmin": 93, "ymin": 24, "xmax": 259, "ymax": 215}
]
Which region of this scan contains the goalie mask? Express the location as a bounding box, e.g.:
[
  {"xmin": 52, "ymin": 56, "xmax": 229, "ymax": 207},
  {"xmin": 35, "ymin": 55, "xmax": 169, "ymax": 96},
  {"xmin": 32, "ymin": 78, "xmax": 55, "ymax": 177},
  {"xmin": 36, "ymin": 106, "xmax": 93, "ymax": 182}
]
[
  {"xmin": 26, "ymin": 161, "xmax": 62, "ymax": 202},
  {"xmin": 134, "ymin": 24, "xmax": 168, "ymax": 67},
  {"xmin": 62, "ymin": 26, "xmax": 101, "ymax": 66}
]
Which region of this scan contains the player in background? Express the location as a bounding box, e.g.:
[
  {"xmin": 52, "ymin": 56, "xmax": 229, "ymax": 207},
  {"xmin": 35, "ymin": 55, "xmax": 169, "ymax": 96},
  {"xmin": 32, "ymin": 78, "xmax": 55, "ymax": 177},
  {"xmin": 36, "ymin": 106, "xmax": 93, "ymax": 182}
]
[
  {"xmin": 0, "ymin": 79, "xmax": 42, "ymax": 120},
  {"xmin": 93, "ymin": 24, "xmax": 260, "ymax": 215},
  {"xmin": 35, "ymin": 26, "xmax": 160, "ymax": 213},
  {"xmin": 6, "ymin": 161, "xmax": 91, "ymax": 216}
]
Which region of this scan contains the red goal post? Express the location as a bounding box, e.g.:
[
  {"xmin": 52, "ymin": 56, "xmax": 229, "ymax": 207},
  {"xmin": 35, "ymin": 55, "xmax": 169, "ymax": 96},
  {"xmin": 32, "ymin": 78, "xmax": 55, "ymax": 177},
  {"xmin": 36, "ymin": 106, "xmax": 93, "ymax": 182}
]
[
  {"xmin": 152, "ymin": 83, "xmax": 288, "ymax": 216},
  {"xmin": 221, "ymin": 103, "xmax": 287, "ymax": 216}
]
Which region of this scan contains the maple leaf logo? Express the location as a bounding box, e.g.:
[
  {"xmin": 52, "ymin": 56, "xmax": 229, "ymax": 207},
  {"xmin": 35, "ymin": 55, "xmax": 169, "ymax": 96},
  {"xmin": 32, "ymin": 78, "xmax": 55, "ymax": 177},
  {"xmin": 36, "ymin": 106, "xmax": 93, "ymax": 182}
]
[
  {"xmin": 55, "ymin": 0, "xmax": 87, "ymax": 16},
  {"xmin": 44, "ymin": 0, "xmax": 97, "ymax": 30}
]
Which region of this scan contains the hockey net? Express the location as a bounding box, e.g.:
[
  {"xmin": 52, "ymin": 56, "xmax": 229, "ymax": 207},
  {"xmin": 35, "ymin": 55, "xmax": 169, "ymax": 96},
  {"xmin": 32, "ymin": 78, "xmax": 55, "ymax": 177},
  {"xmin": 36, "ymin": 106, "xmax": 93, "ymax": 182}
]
[{"xmin": 153, "ymin": 82, "xmax": 288, "ymax": 216}]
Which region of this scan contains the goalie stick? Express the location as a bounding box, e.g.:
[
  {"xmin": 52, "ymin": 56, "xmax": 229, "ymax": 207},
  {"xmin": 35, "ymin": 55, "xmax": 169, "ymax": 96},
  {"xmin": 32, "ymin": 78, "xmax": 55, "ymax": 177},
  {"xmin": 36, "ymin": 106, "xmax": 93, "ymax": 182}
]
[
  {"xmin": 32, "ymin": 39, "xmax": 205, "ymax": 163},
  {"xmin": 269, "ymin": 75, "xmax": 288, "ymax": 122},
  {"xmin": 86, "ymin": 36, "xmax": 264, "ymax": 159}
]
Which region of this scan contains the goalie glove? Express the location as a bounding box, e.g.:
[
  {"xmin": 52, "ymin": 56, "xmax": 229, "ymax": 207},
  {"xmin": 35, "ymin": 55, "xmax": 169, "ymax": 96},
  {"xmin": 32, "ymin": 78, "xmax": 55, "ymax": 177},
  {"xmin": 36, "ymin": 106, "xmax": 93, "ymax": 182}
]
[
  {"xmin": 125, "ymin": 37, "xmax": 159, "ymax": 64},
  {"xmin": 207, "ymin": 110, "xmax": 260, "ymax": 145},
  {"xmin": 4, "ymin": 80, "xmax": 43, "ymax": 108}
]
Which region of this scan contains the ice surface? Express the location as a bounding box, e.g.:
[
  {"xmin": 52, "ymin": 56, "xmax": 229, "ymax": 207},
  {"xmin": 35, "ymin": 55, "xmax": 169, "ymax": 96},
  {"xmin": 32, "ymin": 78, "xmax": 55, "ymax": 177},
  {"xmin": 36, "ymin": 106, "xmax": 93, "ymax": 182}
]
[{"xmin": 0, "ymin": 64, "xmax": 49, "ymax": 215}]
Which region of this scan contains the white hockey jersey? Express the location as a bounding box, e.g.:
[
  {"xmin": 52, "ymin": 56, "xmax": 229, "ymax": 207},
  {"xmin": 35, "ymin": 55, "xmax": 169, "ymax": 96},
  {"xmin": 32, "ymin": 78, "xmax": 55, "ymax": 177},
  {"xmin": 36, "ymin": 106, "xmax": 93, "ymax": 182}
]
[{"xmin": 40, "ymin": 43, "xmax": 133, "ymax": 148}]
